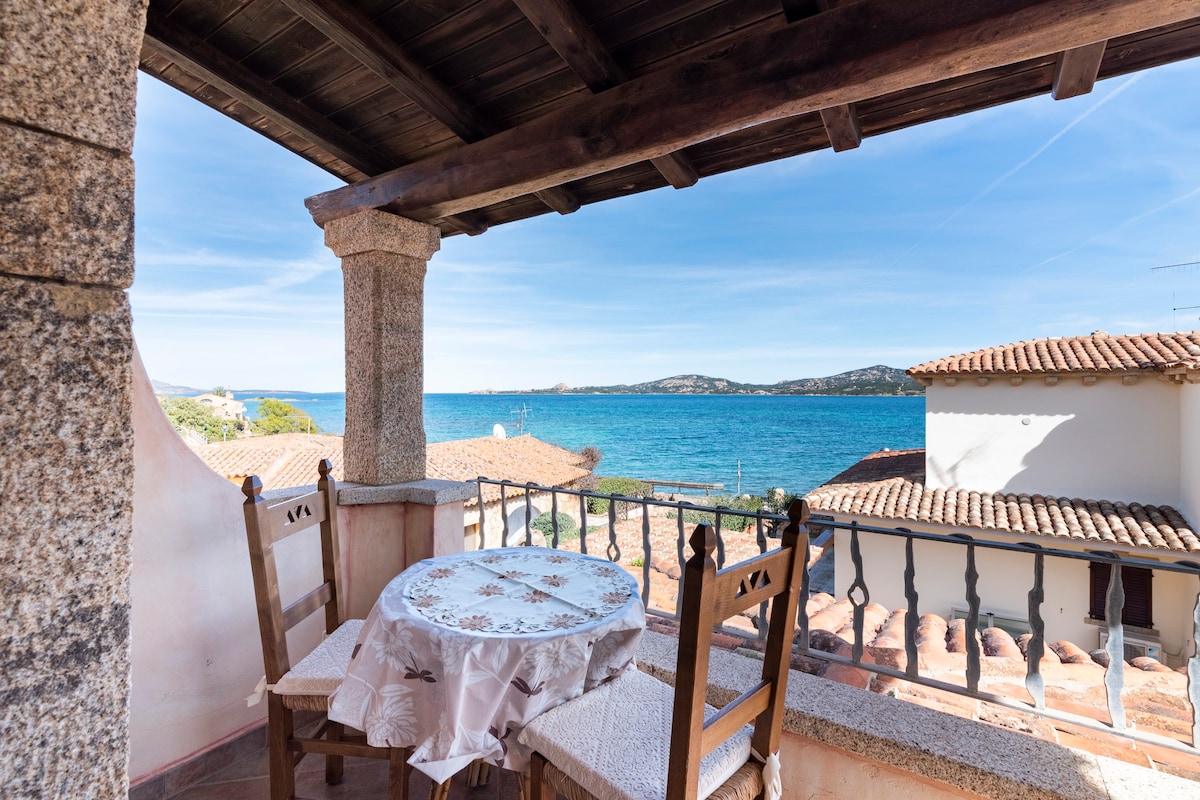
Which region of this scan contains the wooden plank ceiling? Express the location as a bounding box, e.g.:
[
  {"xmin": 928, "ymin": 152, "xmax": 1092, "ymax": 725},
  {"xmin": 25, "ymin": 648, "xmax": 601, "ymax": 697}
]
[{"xmin": 139, "ymin": 0, "xmax": 1200, "ymax": 236}]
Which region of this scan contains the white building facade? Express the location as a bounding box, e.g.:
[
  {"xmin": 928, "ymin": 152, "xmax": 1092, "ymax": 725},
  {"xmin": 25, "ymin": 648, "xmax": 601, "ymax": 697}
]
[{"xmin": 808, "ymin": 331, "xmax": 1200, "ymax": 666}]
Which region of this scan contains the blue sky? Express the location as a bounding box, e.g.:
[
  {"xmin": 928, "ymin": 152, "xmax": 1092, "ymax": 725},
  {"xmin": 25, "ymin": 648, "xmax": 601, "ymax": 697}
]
[{"xmin": 131, "ymin": 60, "xmax": 1200, "ymax": 393}]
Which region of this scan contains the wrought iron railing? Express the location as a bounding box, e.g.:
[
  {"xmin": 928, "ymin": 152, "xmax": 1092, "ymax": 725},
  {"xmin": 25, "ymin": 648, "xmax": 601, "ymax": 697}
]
[{"xmin": 473, "ymin": 478, "xmax": 1200, "ymax": 757}]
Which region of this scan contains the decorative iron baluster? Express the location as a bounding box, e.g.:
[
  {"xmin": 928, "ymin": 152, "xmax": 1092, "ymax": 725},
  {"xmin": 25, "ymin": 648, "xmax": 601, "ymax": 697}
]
[
  {"xmin": 499, "ymin": 484, "xmax": 509, "ymax": 548},
  {"xmin": 476, "ymin": 479, "xmax": 487, "ymax": 550},
  {"xmin": 847, "ymin": 522, "xmax": 869, "ymax": 664},
  {"xmin": 1104, "ymin": 555, "xmax": 1128, "ymax": 730},
  {"xmin": 756, "ymin": 515, "xmax": 769, "ymax": 640},
  {"xmin": 675, "ymin": 501, "xmax": 686, "ymax": 618},
  {"xmin": 607, "ymin": 500, "xmax": 620, "ymax": 562},
  {"xmin": 1026, "ymin": 547, "xmax": 1046, "ymax": 710},
  {"xmin": 963, "ymin": 537, "xmax": 982, "ymax": 694},
  {"xmin": 1188, "ymin": 569, "xmax": 1200, "ymax": 748},
  {"xmin": 578, "ymin": 493, "xmax": 588, "ymax": 556},
  {"xmin": 796, "ymin": 513, "xmax": 811, "ymax": 654},
  {"xmin": 550, "ymin": 490, "xmax": 560, "ymax": 549},
  {"xmin": 714, "ymin": 508, "xmax": 726, "ymax": 570},
  {"xmin": 523, "ymin": 485, "xmax": 533, "ymax": 547},
  {"xmin": 641, "ymin": 499, "xmax": 652, "ymax": 608},
  {"xmin": 902, "ymin": 532, "xmax": 919, "ymax": 680}
]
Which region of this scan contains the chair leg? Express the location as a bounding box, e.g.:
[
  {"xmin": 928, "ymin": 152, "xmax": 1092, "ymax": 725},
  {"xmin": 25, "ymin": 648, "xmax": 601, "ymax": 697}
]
[
  {"xmin": 267, "ymin": 697, "xmax": 296, "ymax": 800},
  {"xmin": 388, "ymin": 747, "xmax": 411, "ymax": 800},
  {"xmin": 325, "ymin": 721, "xmax": 345, "ymax": 784},
  {"xmin": 528, "ymin": 754, "xmax": 553, "ymax": 800},
  {"xmin": 466, "ymin": 760, "xmax": 491, "ymax": 787},
  {"xmin": 429, "ymin": 779, "xmax": 451, "ymax": 800}
]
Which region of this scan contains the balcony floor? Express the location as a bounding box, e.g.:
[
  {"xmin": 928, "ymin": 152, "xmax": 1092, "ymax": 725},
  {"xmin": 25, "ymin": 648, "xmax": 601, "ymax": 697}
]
[{"xmin": 165, "ymin": 742, "xmax": 524, "ymax": 800}]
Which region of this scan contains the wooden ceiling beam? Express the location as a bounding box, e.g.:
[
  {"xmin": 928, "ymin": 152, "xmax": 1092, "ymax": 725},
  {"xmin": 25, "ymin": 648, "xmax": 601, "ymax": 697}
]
[
  {"xmin": 143, "ymin": 11, "xmax": 390, "ymax": 178},
  {"xmin": 512, "ymin": 0, "xmax": 699, "ymax": 189},
  {"xmin": 1052, "ymin": 41, "xmax": 1108, "ymax": 100},
  {"xmin": 307, "ymin": 0, "xmax": 1198, "ymax": 226},
  {"xmin": 279, "ymin": 0, "xmax": 493, "ymax": 143},
  {"xmin": 279, "ymin": 0, "xmax": 579, "ymax": 216}
]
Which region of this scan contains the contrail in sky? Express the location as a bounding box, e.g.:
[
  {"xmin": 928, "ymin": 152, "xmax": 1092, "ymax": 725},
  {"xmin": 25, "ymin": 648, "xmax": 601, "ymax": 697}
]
[{"xmin": 888, "ymin": 73, "xmax": 1145, "ymax": 269}]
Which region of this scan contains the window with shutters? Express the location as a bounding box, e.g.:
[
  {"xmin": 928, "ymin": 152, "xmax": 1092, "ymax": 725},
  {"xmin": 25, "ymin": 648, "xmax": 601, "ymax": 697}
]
[{"xmin": 1088, "ymin": 563, "xmax": 1153, "ymax": 629}]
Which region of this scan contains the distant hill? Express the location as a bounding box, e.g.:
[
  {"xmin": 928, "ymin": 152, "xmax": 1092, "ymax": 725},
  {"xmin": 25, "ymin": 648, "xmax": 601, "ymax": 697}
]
[
  {"xmin": 151, "ymin": 379, "xmax": 208, "ymax": 396},
  {"xmin": 474, "ymin": 366, "xmax": 923, "ymax": 396}
]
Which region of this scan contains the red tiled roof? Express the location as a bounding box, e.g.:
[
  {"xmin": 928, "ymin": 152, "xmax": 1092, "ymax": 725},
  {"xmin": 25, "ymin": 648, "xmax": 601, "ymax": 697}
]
[
  {"xmin": 426, "ymin": 435, "xmax": 590, "ymax": 506},
  {"xmin": 805, "ymin": 450, "xmax": 1200, "ymax": 553},
  {"xmin": 908, "ymin": 330, "xmax": 1200, "ymax": 377},
  {"xmin": 191, "ymin": 433, "xmax": 589, "ymax": 500}
]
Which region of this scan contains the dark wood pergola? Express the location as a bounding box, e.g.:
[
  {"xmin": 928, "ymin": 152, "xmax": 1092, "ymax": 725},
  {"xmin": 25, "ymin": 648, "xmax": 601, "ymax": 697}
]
[{"xmin": 140, "ymin": 0, "xmax": 1200, "ymax": 237}]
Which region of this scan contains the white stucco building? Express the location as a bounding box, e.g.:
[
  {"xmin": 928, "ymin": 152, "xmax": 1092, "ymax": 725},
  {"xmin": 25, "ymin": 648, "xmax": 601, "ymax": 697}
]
[{"xmin": 807, "ymin": 331, "xmax": 1200, "ymax": 666}]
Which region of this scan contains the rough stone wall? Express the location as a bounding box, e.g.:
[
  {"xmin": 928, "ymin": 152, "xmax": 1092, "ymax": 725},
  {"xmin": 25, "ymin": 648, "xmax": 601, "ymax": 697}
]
[{"xmin": 0, "ymin": 1, "xmax": 148, "ymax": 797}]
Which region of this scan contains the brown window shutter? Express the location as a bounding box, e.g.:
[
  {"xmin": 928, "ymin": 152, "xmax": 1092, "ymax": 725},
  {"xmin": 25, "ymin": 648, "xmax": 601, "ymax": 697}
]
[{"xmin": 1089, "ymin": 563, "xmax": 1153, "ymax": 628}]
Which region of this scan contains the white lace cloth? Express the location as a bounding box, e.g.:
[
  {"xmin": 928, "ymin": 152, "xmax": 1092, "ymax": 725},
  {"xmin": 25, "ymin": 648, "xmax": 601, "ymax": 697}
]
[
  {"xmin": 328, "ymin": 548, "xmax": 645, "ymax": 783},
  {"xmin": 518, "ymin": 668, "xmax": 753, "ymax": 800}
]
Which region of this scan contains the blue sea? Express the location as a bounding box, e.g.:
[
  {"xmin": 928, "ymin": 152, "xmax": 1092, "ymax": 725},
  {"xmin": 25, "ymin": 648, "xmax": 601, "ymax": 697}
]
[{"xmin": 238, "ymin": 392, "xmax": 924, "ymax": 497}]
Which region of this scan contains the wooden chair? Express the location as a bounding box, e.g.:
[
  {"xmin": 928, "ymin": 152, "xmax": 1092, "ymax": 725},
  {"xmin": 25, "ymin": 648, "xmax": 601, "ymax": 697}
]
[
  {"xmin": 521, "ymin": 499, "xmax": 809, "ymax": 800},
  {"xmin": 242, "ymin": 458, "xmax": 411, "ymax": 800}
]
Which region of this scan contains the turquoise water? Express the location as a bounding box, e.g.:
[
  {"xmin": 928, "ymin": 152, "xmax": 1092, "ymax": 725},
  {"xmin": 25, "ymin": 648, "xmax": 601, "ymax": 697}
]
[{"xmin": 239, "ymin": 392, "xmax": 923, "ymax": 497}]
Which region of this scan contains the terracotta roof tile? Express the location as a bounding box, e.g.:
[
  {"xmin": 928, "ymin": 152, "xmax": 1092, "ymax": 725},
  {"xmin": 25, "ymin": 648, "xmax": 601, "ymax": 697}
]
[
  {"xmin": 909, "ymin": 330, "xmax": 1200, "ymax": 377},
  {"xmin": 805, "ymin": 450, "xmax": 1200, "ymax": 553},
  {"xmin": 191, "ymin": 433, "xmax": 589, "ymax": 500}
]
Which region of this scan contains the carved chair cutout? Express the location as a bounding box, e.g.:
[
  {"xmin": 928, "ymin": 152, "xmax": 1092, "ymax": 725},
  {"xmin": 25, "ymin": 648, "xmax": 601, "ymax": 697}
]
[
  {"xmin": 520, "ymin": 499, "xmax": 810, "ymax": 800},
  {"xmin": 242, "ymin": 458, "xmax": 411, "ymax": 800}
]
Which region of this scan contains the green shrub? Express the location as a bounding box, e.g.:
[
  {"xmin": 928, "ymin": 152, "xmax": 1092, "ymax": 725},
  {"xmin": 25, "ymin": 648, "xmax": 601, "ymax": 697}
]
[
  {"xmin": 668, "ymin": 494, "xmax": 765, "ymax": 531},
  {"xmin": 531, "ymin": 511, "xmax": 579, "ymax": 542},
  {"xmin": 158, "ymin": 396, "xmax": 244, "ymax": 442},
  {"xmin": 587, "ymin": 477, "xmax": 651, "ymax": 515}
]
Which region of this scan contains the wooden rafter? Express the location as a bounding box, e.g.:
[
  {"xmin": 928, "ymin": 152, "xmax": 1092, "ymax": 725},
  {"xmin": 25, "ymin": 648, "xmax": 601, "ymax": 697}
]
[
  {"xmin": 277, "ymin": 0, "xmax": 578, "ymax": 217},
  {"xmin": 1052, "ymin": 41, "xmax": 1108, "ymax": 100},
  {"xmin": 511, "ymin": 0, "xmax": 699, "ymax": 189},
  {"xmin": 818, "ymin": 104, "xmax": 863, "ymax": 152},
  {"xmin": 810, "ymin": 0, "xmax": 863, "ymax": 151},
  {"xmin": 143, "ymin": 11, "xmax": 389, "ymax": 178},
  {"xmin": 306, "ymin": 0, "xmax": 1198, "ymax": 226}
]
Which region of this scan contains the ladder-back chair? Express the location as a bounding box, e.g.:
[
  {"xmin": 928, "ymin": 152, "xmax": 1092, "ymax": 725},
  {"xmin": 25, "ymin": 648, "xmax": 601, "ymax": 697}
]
[
  {"xmin": 242, "ymin": 459, "xmax": 410, "ymax": 800},
  {"xmin": 521, "ymin": 499, "xmax": 809, "ymax": 800}
]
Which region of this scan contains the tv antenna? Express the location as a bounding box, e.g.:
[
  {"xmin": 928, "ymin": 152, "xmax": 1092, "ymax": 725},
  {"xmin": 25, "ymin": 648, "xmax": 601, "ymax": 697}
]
[
  {"xmin": 1151, "ymin": 261, "xmax": 1200, "ymax": 326},
  {"xmin": 511, "ymin": 403, "xmax": 532, "ymax": 434}
]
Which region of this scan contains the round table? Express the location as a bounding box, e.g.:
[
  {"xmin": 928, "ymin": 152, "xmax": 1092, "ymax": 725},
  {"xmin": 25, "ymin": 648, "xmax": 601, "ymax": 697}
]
[{"xmin": 328, "ymin": 547, "xmax": 645, "ymax": 783}]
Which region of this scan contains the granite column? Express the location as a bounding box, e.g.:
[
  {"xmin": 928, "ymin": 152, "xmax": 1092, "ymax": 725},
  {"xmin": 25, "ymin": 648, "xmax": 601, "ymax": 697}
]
[{"xmin": 0, "ymin": 1, "xmax": 147, "ymax": 797}]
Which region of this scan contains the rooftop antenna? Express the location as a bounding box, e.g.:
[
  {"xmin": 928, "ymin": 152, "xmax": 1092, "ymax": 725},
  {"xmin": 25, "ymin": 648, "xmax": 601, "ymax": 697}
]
[
  {"xmin": 511, "ymin": 403, "xmax": 532, "ymax": 434},
  {"xmin": 1150, "ymin": 262, "xmax": 1200, "ymax": 326}
]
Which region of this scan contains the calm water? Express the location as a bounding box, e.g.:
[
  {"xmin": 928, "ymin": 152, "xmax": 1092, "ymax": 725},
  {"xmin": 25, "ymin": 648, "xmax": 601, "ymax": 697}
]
[{"xmin": 239, "ymin": 392, "xmax": 923, "ymax": 496}]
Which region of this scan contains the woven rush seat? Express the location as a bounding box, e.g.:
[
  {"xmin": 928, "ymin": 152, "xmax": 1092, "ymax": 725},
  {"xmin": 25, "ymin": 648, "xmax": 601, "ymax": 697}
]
[
  {"xmin": 520, "ymin": 668, "xmax": 759, "ymax": 800},
  {"xmin": 273, "ymin": 619, "xmax": 363, "ymax": 710}
]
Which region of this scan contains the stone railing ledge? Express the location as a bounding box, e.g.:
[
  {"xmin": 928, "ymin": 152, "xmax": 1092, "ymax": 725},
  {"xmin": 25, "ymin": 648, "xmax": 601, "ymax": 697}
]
[
  {"xmin": 338, "ymin": 479, "xmax": 476, "ymax": 507},
  {"xmin": 635, "ymin": 630, "xmax": 1198, "ymax": 800}
]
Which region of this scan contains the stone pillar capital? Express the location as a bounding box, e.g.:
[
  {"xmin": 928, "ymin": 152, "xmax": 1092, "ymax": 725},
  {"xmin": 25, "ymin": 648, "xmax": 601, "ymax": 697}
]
[{"xmin": 323, "ymin": 210, "xmax": 441, "ymax": 261}]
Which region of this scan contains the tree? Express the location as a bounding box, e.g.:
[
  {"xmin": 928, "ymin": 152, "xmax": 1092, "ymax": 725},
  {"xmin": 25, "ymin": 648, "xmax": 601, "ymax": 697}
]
[
  {"xmin": 211, "ymin": 386, "xmax": 228, "ymax": 397},
  {"xmin": 252, "ymin": 398, "xmax": 319, "ymax": 435},
  {"xmin": 158, "ymin": 396, "xmax": 244, "ymax": 442}
]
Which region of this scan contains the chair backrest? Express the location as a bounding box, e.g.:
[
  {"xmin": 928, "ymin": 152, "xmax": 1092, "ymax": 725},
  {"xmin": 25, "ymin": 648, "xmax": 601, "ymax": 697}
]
[
  {"xmin": 667, "ymin": 499, "xmax": 809, "ymax": 800},
  {"xmin": 241, "ymin": 458, "xmax": 344, "ymax": 684}
]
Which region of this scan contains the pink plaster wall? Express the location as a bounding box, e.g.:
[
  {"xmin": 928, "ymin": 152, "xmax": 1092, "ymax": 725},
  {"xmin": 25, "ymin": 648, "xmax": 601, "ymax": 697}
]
[{"xmin": 129, "ymin": 346, "xmax": 325, "ymax": 780}]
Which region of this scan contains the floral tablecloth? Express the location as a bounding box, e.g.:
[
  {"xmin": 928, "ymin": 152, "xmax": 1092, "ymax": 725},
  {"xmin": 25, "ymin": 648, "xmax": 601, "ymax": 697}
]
[{"xmin": 328, "ymin": 547, "xmax": 645, "ymax": 783}]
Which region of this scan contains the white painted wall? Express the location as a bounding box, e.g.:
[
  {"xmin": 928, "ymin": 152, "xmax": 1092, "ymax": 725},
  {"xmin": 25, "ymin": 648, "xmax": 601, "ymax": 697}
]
[
  {"xmin": 130, "ymin": 347, "xmax": 324, "ymax": 780},
  {"xmin": 1179, "ymin": 382, "xmax": 1200, "ymax": 522},
  {"xmin": 832, "ymin": 526, "xmax": 1196, "ymax": 667},
  {"xmin": 924, "ymin": 377, "xmax": 1181, "ymax": 505}
]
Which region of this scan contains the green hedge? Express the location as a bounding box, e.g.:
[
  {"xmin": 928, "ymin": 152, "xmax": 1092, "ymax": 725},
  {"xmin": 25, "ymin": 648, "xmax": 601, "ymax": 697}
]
[{"xmin": 587, "ymin": 477, "xmax": 651, "ymax": 514}]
